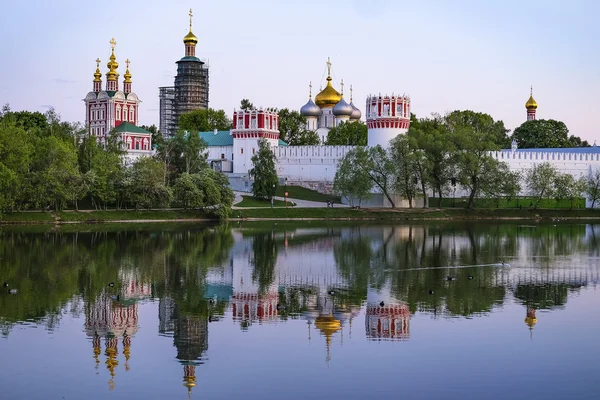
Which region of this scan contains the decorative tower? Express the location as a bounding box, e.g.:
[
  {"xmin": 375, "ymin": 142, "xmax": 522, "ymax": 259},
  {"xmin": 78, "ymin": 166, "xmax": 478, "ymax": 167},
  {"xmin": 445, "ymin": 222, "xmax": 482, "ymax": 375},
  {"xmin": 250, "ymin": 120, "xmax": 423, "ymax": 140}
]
[
  {"xmin": 123, "ymin": 59, "xmax": 132, "ymax": 95},
  {"xmin": 526, "ymin": 86, "xmax": 537, "ymax": 121},
  {"xmin": 93, "ymin": 58, "xmax": 102, "ymax": 93},
  {"xmin": 300, "ymin": 81, "xmax": 321, "ymax": 131},
  {"xmin": 106, "ymin": 38, "xmax": 119, "ymax": 92},
  {"xmin": 173, "ymin": 9, "xmax": 210, "ymax": 128},
  {"xmin": 366, "ymin": 93, "xmax": 411, "ymax": 148},
  {"xmin": 231, "ymin": 107, "xmax": 280, "ymax": 174}
]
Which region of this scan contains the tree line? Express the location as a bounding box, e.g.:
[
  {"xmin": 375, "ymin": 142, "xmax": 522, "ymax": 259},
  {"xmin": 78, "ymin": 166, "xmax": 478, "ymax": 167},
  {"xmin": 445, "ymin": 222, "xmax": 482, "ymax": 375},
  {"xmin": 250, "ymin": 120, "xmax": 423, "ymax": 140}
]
[
  {"xmin": 334, "ymin": 110, "xmax": 600, "ymax": 208},
  {"xmin": 0, "ymin": 104, "xmax": 234, "ymax": 217}
]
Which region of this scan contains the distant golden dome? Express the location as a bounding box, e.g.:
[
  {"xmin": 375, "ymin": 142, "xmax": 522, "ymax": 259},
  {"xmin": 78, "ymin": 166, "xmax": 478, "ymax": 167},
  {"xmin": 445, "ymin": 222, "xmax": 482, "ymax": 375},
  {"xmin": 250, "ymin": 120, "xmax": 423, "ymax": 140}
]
[
  {"xmin": 315, "ymin": 77, "xmax": 342, "ymax": 108},
  {"xmin": 526, "ymin": 95, "xmax": 537, "ymax": 110},
  {"xmin": 183, "ymin": 31, "xmax": 198, "ymax": 45}
]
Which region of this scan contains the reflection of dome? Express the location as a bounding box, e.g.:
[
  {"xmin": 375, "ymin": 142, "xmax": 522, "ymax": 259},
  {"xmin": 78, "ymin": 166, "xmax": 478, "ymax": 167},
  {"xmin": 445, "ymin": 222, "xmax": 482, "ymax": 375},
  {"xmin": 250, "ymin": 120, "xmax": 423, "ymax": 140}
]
[
  {"xmin": 300, "ymin": 98, "xmax": 322, "ymax": 117},
  {"xmin": 525, "ymin": 308, "xmax": 537, "ymax": 330},
  {"xmin": 315, "ymin": 78, "xmax": 342, "ymax": 108},
  {"xmin": 332, "ymin": 98, "xmax": 353, "ymax": 117},
  {"xmin": 314, "ymin": 315, "xmax": 342, "ymax": 337}
]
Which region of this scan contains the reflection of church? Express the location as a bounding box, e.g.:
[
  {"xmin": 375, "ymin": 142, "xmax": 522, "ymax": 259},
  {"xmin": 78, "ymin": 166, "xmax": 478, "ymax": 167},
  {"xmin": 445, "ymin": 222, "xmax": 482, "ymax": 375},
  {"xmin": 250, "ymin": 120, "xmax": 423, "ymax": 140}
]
[{"xmin": 85, "ymin": 274, "xmax": 150, "ymax": 391}]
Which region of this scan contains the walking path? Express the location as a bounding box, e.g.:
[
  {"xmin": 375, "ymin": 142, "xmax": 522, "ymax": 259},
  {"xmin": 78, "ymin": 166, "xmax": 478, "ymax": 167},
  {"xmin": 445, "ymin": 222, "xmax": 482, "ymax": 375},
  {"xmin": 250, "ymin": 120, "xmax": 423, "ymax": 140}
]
[{"xmin": 232, "ymin": 191, "xmax": 348, "ymax": 209}]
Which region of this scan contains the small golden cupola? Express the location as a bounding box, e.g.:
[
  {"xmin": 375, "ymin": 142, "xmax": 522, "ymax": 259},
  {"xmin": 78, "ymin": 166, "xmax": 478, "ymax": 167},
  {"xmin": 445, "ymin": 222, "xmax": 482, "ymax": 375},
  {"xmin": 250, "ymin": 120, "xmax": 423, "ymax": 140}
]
[
  {"xmin": 123, "ymin": 59, "xmax": 132, "ymax": 94},
  {"xmin": 93, "ymin": 58, "xmax": 102, "ymax": 92},
  {"xmin": 525, "ymin": 86, "xmax": 538, "ymax": 109},
  {"xmin": 183, "ymin": 9, "xmax": 198, "ymax": 58},
  {"xmin": 314, "ymin": 57, "xmax": 343, "ymax": 108},
  {"xmin": 105, "ymin": 38, "xmax": 119, "ymax": 92}
]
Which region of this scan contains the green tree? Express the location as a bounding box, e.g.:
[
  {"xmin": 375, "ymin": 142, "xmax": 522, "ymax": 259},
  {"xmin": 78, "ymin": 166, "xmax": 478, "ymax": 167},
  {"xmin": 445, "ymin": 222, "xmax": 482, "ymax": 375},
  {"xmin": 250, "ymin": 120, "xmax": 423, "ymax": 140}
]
[
  {"xmin": 240, "ymin": 99, "xmax": 255, "ymax": 111},
  {"xmin": 178, "ymin": 109, "xmax": 232, "ymax": 132},
  {"xmin": 333, "ymin": 147, "xmax": 373, "ymax": 207},
  {"xmin": 478, "ymin": 162, "xmax": 521, "ymax": 208},
  {"xmin": 525, "ymin": 162, "xmax": 558, "ymax": 207},
  {"xmin": 173, "ymin": 173, "xmax": 204, "ymax": 209},
  {"xmin": 128, "ymin": 157, "xmax": 172, "ymax": 210},
  {"xmin": 554, "ymin": 173, "xmax": 585, "ymax": 209},
  {"xmin": 276, "ymin": 108, "xmax": 316, "ymax": 145},
  {"xmin": 512, "ymin": 119, "xmax": 587, "ymax": 148},
  {"xmin": 326, "ymin": 121, "xmax": 368, "ymax": 145},
  {"xmin": 389, "ymin": 135, "xmax": 418, "ymax": 208},
  {"xmin": 172, "ymin": 130, "xmax": 208, "ymax": 175},
  {"xmin": 585, "ymin": 169, "xmax": 600, "ymax": 208},
  {"xmin": 446, "ymin": 110, "xmax": 507, "ymax": 208},
  {"xmin": 249, "ymin": 138, "xmax": 278, "ymax": 200}
]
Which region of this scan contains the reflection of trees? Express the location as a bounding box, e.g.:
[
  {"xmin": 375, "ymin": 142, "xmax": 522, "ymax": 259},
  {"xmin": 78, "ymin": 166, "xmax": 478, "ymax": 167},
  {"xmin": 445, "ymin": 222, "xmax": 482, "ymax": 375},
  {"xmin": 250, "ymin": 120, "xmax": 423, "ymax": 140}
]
[
  {"xmin": 0, "ymin": 225, "xmax": 234, "ymax": 335},
  {"xmin": 251, "ymin": 231, "xmax": 278, "ymax": 294},
  {"xmin": 513, "ymin": 283, "xmax": 582, "ymax": 310},
  {"xmin": 332, "ymin": 227, "xmax": 373, "ymax": 305}
]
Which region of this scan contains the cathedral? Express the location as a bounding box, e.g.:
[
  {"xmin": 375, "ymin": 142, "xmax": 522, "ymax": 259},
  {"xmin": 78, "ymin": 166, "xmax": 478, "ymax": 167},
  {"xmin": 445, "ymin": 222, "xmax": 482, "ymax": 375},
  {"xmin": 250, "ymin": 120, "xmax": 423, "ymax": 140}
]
[
  {"xmin": 83, "ymin": 38, "xmax": 153, "ymax": 160},
  {"xmin": 300, "ymin": 58, "xmax": 362, "ymax": 143}
]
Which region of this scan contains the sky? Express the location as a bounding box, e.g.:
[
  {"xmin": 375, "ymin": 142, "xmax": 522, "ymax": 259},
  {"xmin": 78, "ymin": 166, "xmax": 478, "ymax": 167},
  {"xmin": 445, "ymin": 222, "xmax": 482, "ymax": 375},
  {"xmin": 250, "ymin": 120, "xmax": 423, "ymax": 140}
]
[{"xmin": 1, "ymin": 0, "xmax": 599, "ymax": 141}]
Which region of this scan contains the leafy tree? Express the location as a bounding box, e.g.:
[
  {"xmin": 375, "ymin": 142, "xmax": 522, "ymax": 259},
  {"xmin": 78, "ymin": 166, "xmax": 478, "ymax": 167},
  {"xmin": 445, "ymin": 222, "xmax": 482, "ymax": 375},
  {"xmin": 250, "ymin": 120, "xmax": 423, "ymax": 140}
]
[
  {"xmin": 326, "ymin": 121, "xmax": 368, "ymax": 145},
  {"xmin": 192, "ymin": 169, "xmax": 235, "ymax": 218},
  {"xmin": 277, "ymin": 108, "xmax": 317, "ymax": 145},
  {"xmin": 172, "ymin": 130, "xmax": 208, "ymax": 175},
  {"xmin": 554, "ymin": 173, "xmax": 585, "ymax": 209},
  {"xmin": 249, "ymin": 138, "xmax": 278, "ymax": 200},
  {"xmin": 512, "ymin": 119, "xmax": 587, "ymax": 148},
  {"xmin": 408, "ymin": 115, "xmax": 454, "ymax": 204},
  {"xmin": 178, "ymin": 109, "xmax": 232, "ymax": 132},
  {"xmin": 585, "ymin": 169, "xmax": 600, "ymax": 208},
  {"xmin": 333, "ymin": 148, "xmax": 373, "ymax": 207},
  {"xmin": 173, "ymin": 173, "xmax": 204, "ymax": 209},
  {"xmin": 446, "ymin": 111, "xmax": 506, "ymax": 208},
  {"xmin": 478, "ymin": 162, "xmax": 521, "ymax": 208},
  {"xmin": 128, "ymin": 157, "xmax": 172, "ymax": 210},
  {"xmin": 389, "ymin": 135, "xmax": 418, "ymax": 208},
  {"xmin": 525, "ymin": 162, "xmax": 558, "ymax": 207},
  {"xmin": 240, "ymin": 99, "xmax": 255, "ymax": 111}
]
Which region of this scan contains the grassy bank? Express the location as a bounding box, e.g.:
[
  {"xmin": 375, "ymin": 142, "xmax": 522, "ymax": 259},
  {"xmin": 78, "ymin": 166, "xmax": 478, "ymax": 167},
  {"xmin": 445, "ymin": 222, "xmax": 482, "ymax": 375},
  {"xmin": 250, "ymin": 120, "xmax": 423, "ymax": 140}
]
[
  {"xmin": 235, "ymin": 196, "xmax": 294, "ymax": 208},
  {"xmin": 2, "ymin": 207, "xmax": 600, "ymax": 225},
  {"xmin": 274, "ymin": 185, "xmax": 340, "ymax": 203}
]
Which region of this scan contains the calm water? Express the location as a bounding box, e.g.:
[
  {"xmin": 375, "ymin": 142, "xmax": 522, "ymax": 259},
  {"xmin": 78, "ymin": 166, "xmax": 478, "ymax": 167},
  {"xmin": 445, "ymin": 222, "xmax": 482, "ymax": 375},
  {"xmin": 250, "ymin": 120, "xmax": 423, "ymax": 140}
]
[{"xmin": 0, "ymin": 222, "xmax": 599, "ymax": 400}]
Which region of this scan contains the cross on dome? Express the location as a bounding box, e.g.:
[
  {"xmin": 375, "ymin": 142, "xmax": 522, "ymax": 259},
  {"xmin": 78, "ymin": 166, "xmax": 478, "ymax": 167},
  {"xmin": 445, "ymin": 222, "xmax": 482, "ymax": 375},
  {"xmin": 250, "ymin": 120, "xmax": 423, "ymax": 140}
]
[
  {"xmin": 340, "ymin": 79, "xmax": 344, "ymax": 96},
  {"xmin": 125, "ymin": 59, "xmax": 130, "ymax": 69},
  {"xmin": 110, "ymin": 37, "xmax": 117, "ymax": 50},
  {"xmin": 189, "ymin": 8, "xmax": 193, "ymax": 30},
  {"xmin": 309, "ymin": 81, "xmax": 312, "ymax": 98},
  {"xmin": 350, "ymin": 85, "xmax": 353, "ymax": 102},
  {"xmin": 95, "ymin": 58, "xmax": 100, "ymax": 67},
  {"xmin": 326, "ymin": 57, "xmax": 331, "ymax": 77}
]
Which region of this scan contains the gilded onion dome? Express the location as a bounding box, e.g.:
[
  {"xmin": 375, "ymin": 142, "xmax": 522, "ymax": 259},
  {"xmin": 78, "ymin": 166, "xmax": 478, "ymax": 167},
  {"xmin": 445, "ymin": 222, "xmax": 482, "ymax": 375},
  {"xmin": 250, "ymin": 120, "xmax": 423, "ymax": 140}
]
[
  {"xmin": 314, "ymin": 58, "xmax": 342, "ymax": 108},
  {"xmin": 93, "ymin": 58, "xmax": 102, "ymax": 82},
  {"xmin": 301, "ymin": 82, "xmax": 321, "ymax": 117},
  {"xmin": 184, "ymin": 9, "xmax": 198, "ymax": 45},
  {"xmin": 123, "ymin": 59, "xmax": 132, "ymax": 83},
  {"xmin": 106, "ymin": 38, "xmax": 119, "ymax": 81},
  {"xmin": 526, "ymin": 86, "xmax": 537, "ymax": 109},
  {"xmin": 332, "ymin": 98, "xmax": 353, "ymax": 117}
]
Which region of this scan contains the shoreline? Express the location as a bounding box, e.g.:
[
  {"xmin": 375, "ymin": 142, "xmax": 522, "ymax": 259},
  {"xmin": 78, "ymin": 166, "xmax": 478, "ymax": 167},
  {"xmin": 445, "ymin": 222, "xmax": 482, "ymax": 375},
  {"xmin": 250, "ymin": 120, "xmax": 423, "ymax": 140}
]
[{"xmin": 2, "ymin": 208, "xmax": 600, "ymax": 225}]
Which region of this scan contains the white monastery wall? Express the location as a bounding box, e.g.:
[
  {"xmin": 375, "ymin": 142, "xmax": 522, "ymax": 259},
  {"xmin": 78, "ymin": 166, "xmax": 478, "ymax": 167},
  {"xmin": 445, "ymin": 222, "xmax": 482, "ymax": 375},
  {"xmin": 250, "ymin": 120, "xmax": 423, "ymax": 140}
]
[
  {"xmin": 274, "ymin": 145, "xmax": 356, "ymax": 182},
  {"xmin": 206, "ymin": 145, "xmax": 233, "ymax": 162}
]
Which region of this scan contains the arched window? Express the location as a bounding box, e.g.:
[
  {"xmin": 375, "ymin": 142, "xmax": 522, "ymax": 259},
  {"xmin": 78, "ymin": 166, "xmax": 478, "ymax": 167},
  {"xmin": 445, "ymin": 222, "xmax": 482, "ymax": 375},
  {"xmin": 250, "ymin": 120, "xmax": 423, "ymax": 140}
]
[
  {"xmin": 130, "ymin": 108, "xmax": 135, "ymax": 122},
  {"xmin": 135, "ymin": 141, "xmax": 140, "ymax": 150},
  {"xmin": 116, "ymin": 105, "xmax": 121, "ymax": 121}
]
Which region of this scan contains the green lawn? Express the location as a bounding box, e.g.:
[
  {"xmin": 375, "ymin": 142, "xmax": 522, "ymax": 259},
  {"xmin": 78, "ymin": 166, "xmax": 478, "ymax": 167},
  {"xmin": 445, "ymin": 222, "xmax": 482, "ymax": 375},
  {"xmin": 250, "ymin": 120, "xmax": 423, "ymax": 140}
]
[
  {"xmin": 428, "ymin": 197, "xmax": 586, "ymax": 209},
  {"xmin": 0, "ymin": 212, "xmax": 55, "ymax": 223},
  {"xmin": 236, "ymin": 196, "xmax": 294, "ymax": 208},
  {"xmin": 275, "ymin": 185, "xmax": 341, "ymax": 203}
]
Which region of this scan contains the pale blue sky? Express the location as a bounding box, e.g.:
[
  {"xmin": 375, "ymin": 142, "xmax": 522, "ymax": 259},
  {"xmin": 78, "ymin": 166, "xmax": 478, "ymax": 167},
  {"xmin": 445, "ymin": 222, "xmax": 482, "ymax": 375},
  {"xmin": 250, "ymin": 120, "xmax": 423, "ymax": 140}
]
[{"xmin": 1, "ymin": 0, "xmax": 598, "ymax": 141}]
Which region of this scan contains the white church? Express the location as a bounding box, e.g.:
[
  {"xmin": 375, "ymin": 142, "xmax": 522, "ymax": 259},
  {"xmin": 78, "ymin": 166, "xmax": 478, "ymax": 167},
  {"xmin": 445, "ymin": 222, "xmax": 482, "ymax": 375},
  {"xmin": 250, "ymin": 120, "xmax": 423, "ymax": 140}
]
[{"xmin": 196, "ymin": 59, "xmax": 600, "ymax": 207}]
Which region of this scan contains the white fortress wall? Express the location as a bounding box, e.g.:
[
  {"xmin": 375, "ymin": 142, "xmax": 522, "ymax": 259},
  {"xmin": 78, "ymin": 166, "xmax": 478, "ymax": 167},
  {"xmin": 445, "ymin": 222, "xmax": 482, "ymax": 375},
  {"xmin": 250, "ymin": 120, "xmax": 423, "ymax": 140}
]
[{"xmin": 274, "ymin": 145, "xmax": 356, "ymax": 182}]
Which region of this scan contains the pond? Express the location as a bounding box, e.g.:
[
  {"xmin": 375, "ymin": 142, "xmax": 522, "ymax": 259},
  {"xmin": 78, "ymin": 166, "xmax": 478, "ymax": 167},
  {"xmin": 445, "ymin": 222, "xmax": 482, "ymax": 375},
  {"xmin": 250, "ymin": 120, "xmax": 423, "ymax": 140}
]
[{"xmin": 1, "ymin": 222, "xmax": 599, "ymax": 400}]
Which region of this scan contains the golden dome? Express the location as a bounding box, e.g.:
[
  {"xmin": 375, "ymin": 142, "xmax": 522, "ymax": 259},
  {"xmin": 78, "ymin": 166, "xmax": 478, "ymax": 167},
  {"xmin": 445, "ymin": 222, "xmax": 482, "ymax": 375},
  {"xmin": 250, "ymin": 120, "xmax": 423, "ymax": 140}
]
[
  {"xmin": 526, "ymin": 86, "xmax": 537, "ymax": 109},
  {"xmin": 93, "ymin": 58, "xmax": 102, "ymax": 82},
  {"xmin": 314, "ymin": 57, "xmax": 342, "ymax": 108},
  {"xmin": 124, "ymin": 59, "xmax": 132, "ymax": 83},
  {"xmin": 184, "ymin": 9, "xmax": 198, "ymax": 45},
  {"xmin": 106, "ymin": 38, "xmax": 119, "ymax": 81}
]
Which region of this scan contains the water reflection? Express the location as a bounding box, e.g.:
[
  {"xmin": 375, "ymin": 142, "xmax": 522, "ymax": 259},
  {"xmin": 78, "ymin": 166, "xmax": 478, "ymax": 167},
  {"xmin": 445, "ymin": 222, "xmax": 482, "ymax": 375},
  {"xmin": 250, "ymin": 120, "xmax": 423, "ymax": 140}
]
[{"xmin": 1, "ymin": 222, "xmax": 599, "ymax": 398}]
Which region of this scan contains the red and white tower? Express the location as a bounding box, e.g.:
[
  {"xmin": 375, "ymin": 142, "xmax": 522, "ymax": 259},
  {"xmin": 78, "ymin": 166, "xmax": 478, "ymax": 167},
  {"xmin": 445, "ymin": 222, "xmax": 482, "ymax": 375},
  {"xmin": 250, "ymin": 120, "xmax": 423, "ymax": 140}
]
[
  {"xmin": 366, "ymin": 93, "xmax": 411, "ymax": 148},
  {"xmin": 231, "ymin": 108, "xmax": 280, "ymax": 174},
  {"xmin": 83, "ymin": 38, "xmax": 152, "ymax": 155},
  {"xmin": 525, "ymin": 86, "xmax": 537, "ymax": 121}
]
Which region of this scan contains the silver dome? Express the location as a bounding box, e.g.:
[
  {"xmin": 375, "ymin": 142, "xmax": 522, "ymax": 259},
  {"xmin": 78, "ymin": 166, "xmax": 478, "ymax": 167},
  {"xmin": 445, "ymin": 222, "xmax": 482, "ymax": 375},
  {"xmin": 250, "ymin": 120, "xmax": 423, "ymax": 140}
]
[
  {"xmin": 349, "ymin": 101, "xmax": 361, "ymax": 120},
  {"xmin": 300, "ymin": 98, "xmax": 322, "ymax": 117},
  {"xmin": 332, "ymin": 98, "xmax": 353, "ymax": 117}
]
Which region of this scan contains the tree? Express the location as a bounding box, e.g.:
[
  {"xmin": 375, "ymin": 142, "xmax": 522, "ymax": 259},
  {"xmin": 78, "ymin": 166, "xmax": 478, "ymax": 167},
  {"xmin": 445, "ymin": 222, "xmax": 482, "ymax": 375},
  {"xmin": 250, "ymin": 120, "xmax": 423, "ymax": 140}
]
[
  {"xmin": 178, "ymin": 109, "xmax": 232, "ymax": 132},
  {"xmin": 127, "ymin": 157, "xmax": 172, "ymax": 210},
  {"xmin": 525, "ymin": 162, "xmax": 558, "ymax": 208},
  {"xmin": 554, "ymin": 173, "xmax": 585, "ymax": 209},
  {"xmin": 276, "ymin": 108, "xmax": 316, "ymax": 144},
  {"xmin": 326, "ymin": 121, "xmax": 367, "ymax": 145},
  {"xmin": 408, "ymin": 115, "xmax": 454, "ymax": 204},
  {"xmin": 446, "ymin": 110, "xmax": 507, "ymax": 208},
  {"xmin": 333, "ymin": 148, "xmax": 373, "ymax": 207},
  {"xmin": 585, "ymin": 169, "xmax": 600, "ymax": 208},
  {"xmin": 478, "ymin": 162, "xmax": 521, "ymax": 208},
  {"xmin": 512, "ymin": 119, "xmax": 588, "ymax": 149},
  {"xmin": 172, "ymin": 130, "xmax": 208, "ymax": 175},
  {"xmin": 240, "ymin": 99, "xmax": 255, "ymax": 111},
  {"xmin": 249, "ymin": 138, "xmax": 278, "ymax": 200},
  {"xmin": 173, "ymin": 173, "xmax": 204, "ymax": 209},
  {"xmin": 389, "ymin": 135, "xmax": 418, "ymax": 208}
]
